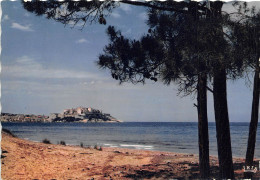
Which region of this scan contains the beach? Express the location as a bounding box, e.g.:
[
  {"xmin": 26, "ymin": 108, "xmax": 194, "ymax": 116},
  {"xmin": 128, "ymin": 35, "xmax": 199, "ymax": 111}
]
[{"xmin": 1, "ymin": 131, "xmax": 259, "ymax": 179}]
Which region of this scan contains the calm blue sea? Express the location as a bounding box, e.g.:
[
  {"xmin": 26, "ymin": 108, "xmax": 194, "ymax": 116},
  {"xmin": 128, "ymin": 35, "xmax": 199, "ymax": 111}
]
[{"xmin": 1, "ymin": 122, "xmax": 259, "ymax": 158}]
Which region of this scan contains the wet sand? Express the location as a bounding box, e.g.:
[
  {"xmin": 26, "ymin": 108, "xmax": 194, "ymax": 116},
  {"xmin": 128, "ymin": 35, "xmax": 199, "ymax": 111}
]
[{"xmin": 1, "ymin": 131, "xmax": 259, "ymax": 179}]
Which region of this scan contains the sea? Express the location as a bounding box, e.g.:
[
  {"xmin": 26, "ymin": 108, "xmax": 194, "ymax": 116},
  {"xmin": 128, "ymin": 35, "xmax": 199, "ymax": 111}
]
[{"xmin": 1, "ymin": 122, "xmax": 260, "ymax": 158}]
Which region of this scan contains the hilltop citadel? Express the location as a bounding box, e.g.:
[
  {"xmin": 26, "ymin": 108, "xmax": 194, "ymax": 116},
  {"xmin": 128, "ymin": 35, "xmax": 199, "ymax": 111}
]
[{"xmin": 1, "ymin": 107, "xmax": 121, "ymax": 123}]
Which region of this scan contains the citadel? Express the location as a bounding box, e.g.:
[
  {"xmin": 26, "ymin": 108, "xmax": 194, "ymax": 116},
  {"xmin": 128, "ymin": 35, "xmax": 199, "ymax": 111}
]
[
  {"xmin": 49, "ymin": 107, "xmax": 120, "ymax": 122},
  {"xmin": 1, "ymin": 107, "xmax": 121, "ymax": 123}
]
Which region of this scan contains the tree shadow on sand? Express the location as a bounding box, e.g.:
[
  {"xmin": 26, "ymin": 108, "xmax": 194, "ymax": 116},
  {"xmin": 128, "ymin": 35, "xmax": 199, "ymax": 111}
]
[{"xmin": 124, "ymin": 161, "xmax": 258, "ymax": 179}]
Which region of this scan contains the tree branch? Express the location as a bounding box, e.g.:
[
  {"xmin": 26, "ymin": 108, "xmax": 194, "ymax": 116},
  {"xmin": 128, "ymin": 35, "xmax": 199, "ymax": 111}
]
[
  {"xmin": 119, "ymin": 0, "xmax": 210, "ymax": 15},
  {"xmin": 120, "ymin": 0, "xmax": 188, "ymax": 14},
  {"xmin": 206, "ymin": 86, "xmax": 214, "ymax": 93}
]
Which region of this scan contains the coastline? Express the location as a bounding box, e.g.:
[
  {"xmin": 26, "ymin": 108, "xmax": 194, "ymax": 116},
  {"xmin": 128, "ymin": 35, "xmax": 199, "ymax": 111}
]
[
  {"xmin": 0, "ymin": 107, "xmax": 122, "ymax": 123},
  {"xmin": 1, "ymin": 131, "xmax": 259, "ymax": 179}
]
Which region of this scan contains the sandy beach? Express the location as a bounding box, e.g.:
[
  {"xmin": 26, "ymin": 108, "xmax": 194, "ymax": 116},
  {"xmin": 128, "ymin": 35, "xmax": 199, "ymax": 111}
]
[{"xmin": 1, "ymin": 131, "xmax": 259, "ymax": 179}]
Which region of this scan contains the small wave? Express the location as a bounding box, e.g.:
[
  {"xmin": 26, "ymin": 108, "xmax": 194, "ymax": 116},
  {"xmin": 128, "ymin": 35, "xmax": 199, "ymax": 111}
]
[
  {"xmin": 103, "ymin": 144, "xmax": 114, "ymax": 146},
  {"xmin": 144, "ymin": 147, "xmax": 153, "ymax": 150},
  {"xmin": 101, "ymin": 143, "xmax": 119, "ymax": 148},
  {"xmin": 120, "ymin": 144, "xmax": 154, "ymax": 149}
]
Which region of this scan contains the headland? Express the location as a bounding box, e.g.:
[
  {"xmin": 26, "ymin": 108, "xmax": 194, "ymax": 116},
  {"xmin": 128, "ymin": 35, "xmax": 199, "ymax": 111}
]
[{"xmin": 0, "ymin": 107, "xmax": 122, "ymax": 123}]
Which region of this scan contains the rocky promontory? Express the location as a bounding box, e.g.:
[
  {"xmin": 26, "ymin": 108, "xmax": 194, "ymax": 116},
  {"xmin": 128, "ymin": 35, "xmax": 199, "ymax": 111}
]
[
  {"xmin": 49, "ymin": 107, "xmax": 122, "ymax": 123},
  {"xmin": 1, "ymin": 107, "xmax": 122, "ymax": 123}
]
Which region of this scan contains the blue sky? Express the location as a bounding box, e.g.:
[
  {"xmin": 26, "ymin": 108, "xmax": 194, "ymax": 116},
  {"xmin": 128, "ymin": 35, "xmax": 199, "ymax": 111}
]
[{"xmin": 0, "ymin": 1, "xmax": 258, "ymax": 122}]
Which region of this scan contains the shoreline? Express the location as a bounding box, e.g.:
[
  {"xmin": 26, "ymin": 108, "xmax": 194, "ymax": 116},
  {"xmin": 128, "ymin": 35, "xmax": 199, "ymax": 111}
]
[{"xmin": 1, "ymin": 131, "xmax": 260, "ymax": 179}]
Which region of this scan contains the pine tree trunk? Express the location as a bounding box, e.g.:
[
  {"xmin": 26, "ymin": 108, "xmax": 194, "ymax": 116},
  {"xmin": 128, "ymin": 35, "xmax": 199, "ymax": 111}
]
[
  {"xmin": 197, "ymin": 73, "xmax": 210, "ymax": 178},
  {"xmin": 244, "ymin": 56, "xmax": 260, "ymax": 178},
  {"xmin": 213, "ymin": 68, "xmax": 234, "ymax": 179}
]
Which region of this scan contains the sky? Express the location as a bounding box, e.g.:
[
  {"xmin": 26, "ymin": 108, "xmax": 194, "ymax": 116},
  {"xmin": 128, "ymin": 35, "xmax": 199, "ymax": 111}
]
[{"xmin": 0, "ymin": 1, "xmax": 259, "ymax": 122}]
